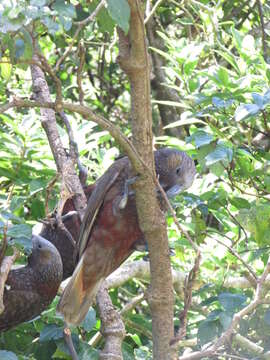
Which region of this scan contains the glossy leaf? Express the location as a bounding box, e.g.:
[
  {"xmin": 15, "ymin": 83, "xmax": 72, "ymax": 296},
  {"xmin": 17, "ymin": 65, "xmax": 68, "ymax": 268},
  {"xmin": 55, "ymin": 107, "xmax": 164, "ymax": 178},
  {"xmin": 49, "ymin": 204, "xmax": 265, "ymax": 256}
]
[{"xmin": 107, "ymin": 0, "xmax": 130, "ymax": 34}]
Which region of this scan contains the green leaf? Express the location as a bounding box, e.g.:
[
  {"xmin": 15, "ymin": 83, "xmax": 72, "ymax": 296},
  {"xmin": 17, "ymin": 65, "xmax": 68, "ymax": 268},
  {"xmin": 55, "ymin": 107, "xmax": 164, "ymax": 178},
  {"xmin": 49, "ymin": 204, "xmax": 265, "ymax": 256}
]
[
  {"xmin": 229, "ymin": 197, "xmax": 250, "ymax": 209},
  {"xmin": 200, "ymin": 296, "xmax": 218, "ymax": 307},
  {"xmin": 81, "ymin": 308, "xmax": 96, "ymax": 331},
  {"xmin": 218, "ymin": 293, "xmax": 246, "ymax": 312},
  {"xmin": 21, "ymin": 28, "xmax": 33, "ymax": 60},
  {"xmin": 264, "ymin": 309, "xmax": 270, "ymax": 326},
  {"xmin": 212, "ymin": 97, "xmax": 233, "ymax": 109},
  {"xmin": 107, "ymin": 0, "xmax": 130, "ymax": 34},
  {"xmin": 0, "ymin": 58, "xmax": 12, "ymax": 80},
  {"xmin": 10, "ymin": 196, "xmax": 25, "ymax": 211},
  {"xmin": 205, "ymin": 144, "xmax": 233, "ymax": 166},
  {"xmin": 52, "ymin": 0, "xmax": 76, "ymax": 18},
  {"xmin": 252, "ymin": 93, "xmax": 264, "ymax": 108},
  {"xmin": 217, "ymin": 67, "xmax": 229, "ymax": 86},
  {"xmin": 128, "ymin": 333, "xmax": 142, "ymax": 346},
  {"xmin": 97, "ymin": 7, "xmax": 115, "ymax": 34},
  {"xmin": 263, "ymin": 89, "xmax": 270, "ymax": 106},
  {"xmin": 214, "ymin": 50, "xmax": 240, "ymax": 73},
  {"xmin": 15, "ymin": 38, "xmax": 25, "ymax": 59},
  {"xmin": 235, "ymin": 104, "xmax": 261, "ymax": 121},
  {"xmin": 52, "ymin": 348, "xmax": 71, "ymax": 359},
  {"xmin": 30, "ymin": 0, "xmax": 47, "ymax": 6},
  {"xmin": 29, "ymin": 178, "xmax": 47, "ymax": 195},
  {"xmin": 0, "ymin": 351, "xmax": 18, "ymax": 360},
  {"xmin": 41, "ymin": 16, "xmax": 60, "ymax": 34},
  {"xmin": 59, "ymin": 16, "xmax": 72, "ymax": 31},
  {"xmin": 134, "ymin": 346, "xmax": 152, "ymax": 360},
  {"xmin": 164, "ymin": 117, "xmax": 205, "ymax": 129},
  {"xmin": 237, "ymin": 204, "xmax": 270, "ymax": 245},
  {"xmin": 190, "ymin": 130, "xmax": 213, "ymax": 148},
  {"xmin": 122, "ymin": 342, "xmax": 136, "ymax": 360},
  {"xmin": 231, "ymin": 26, "xmax": 243, "ymax": 52},
  {"xmin": 7, "ymin": 224, "xmax": 32, "ymax": 239},
  {"xmin": 78, "ymin": 345, "xmax": 99, "ymax": 360},
  {"xmin": 31, "ymin": 199, "xmax": 45, "ymax": 219},
  {"xmin": 266, "ymin": 69, "xmax": 270, "ymax": 82},
  {"xmin": 40, "ymin": 324, "xmax": 63, "ymax": 342},
  {"xmin": 197, "ymin": 320, "xmax": 218, "ymax": 345},
  {"xmin": 219, "ymin": 311, "xmax": 232, "ymax": 330}
]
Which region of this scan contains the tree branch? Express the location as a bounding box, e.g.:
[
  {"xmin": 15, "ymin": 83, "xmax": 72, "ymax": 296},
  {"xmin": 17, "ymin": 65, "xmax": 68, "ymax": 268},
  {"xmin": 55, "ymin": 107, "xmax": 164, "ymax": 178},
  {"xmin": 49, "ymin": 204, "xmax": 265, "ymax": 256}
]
[
  {"xmin": 0, "ymin": 248, "xmax": 19, "ymax": 315},
  {"xmin": 55, "ymin": 0, "xmax": 106, "ymax": 71},
  {"xmin": 97, "ymin": 284, "xmax": 126, "ymax": 360},
  {"xmin": 30, "ymin": 55, "xmax": 87, "ymax": 221},
  {"xmin": 118, "ymin": 2, "xmax": 176, "ymax": 359}
]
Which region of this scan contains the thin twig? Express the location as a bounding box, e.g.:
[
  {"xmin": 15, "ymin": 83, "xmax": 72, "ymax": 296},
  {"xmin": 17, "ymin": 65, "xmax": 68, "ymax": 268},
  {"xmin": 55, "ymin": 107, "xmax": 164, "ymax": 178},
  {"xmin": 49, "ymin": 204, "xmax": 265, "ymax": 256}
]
[
  {"xmin": 59, "ymin": 111, "xmax": 88, "ymax": 185},
  {"xmin": 144, "ymin": 0, "xmax": 164, "ymax": 24},
  {"xmin": 178, "ymin": 259, "xmax": 270, "ymax": 360},
  {"xmin": 0, "ymin": 247, "xmax": 19, "ymax": 315},
  {"xmin": 256, "ymin": 0, "xmax": 268, "ymax": 61},
  {"xmin": 209, "ymin": 233, "xmax": 257, "ymax": 280},
  {"xmin": 0, "ymin": 226, "xmax": 8, "ymax": 266},
  {"xmin": 55, "ymin": 0, "xmax": 106, "ymax": 71},
  {"xmin": 170, "ymin": 252, "xmax": 201, "ymax": 346},
  {"xmin": 77, "ymin": 41, "xmax": 85, "ymax": 105},
  {"xmin": 155, "ymin": 179, "xmax": 199, "ymax": 253},
  {"xmin": 63, "ymin": 324, "xmax": 79, "ymax": 360},
  {"xmin": 45, "ymin": 175, "xmax": 59, "ymax": 216}
]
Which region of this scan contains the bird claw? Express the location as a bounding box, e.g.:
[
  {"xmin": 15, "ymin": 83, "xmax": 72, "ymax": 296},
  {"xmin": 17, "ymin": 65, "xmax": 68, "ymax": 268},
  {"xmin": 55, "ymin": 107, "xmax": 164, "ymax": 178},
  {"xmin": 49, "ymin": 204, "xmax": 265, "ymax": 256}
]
[
  {"xmin": 118, "ymin": 177, "xmax": 137, "ymax": 210},
  {"xmin": 61, "ymin": 211, "xmax": 78, "ymax": 223}
]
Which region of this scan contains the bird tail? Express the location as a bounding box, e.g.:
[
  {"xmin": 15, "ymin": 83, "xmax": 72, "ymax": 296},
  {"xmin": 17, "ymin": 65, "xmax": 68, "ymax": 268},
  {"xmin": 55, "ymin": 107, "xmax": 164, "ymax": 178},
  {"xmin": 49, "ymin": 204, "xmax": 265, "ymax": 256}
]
[{"xmin": 57, "ymin": 254, "xmax": 104, "ymax": 325}]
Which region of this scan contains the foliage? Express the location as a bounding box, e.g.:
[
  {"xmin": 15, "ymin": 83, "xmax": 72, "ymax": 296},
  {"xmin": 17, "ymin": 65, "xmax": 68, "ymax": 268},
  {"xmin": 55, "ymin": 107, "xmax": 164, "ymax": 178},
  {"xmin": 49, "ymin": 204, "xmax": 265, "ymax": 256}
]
[{"xmin": 1, "ymin": 0, "xmax": 270, "ymax": 359}]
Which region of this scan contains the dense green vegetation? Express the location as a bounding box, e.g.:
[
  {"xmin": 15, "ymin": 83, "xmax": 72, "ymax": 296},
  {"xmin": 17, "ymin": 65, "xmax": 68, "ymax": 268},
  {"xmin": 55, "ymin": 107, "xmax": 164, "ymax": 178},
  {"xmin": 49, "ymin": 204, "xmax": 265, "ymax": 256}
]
[{"xmin": 1, "ymin": 0, "xmax": 270, "ymax": 359}]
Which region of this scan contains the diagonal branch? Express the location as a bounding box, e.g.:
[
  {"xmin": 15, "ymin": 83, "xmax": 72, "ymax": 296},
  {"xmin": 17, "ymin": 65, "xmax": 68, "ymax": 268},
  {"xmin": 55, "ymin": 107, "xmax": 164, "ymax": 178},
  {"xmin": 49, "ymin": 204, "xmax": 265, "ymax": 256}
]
[{"xmin": 0, "ymin": 247, "xmax": 19, "ymax": 315}]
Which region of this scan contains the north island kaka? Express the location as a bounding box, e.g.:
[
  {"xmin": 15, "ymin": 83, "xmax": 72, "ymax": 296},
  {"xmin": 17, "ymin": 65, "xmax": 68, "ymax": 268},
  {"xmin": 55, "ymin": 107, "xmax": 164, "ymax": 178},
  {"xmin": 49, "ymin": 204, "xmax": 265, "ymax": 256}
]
[
  {"xmin": 57, "ymin": 148, "xmax": 196, "ymax": 325},
  {"xmin": 0, "ymin": 235, "xmax": 63, "ymax": 331},
  {"xmin": 39, "ymin": 185, "xmax": 93, "ymax": 280}
]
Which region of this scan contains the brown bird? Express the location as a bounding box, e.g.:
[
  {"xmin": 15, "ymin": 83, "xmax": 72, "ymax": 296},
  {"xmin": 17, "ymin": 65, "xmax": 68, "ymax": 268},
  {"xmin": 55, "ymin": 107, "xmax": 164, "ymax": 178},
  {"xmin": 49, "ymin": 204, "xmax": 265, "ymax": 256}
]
[
  {"xmin": 0, "ymin": 235, "xmax": 63, "ymax": 331},
  {"xmin": 39, "ymin": 185, "xmax": 94, "ymax": 280},
  {"xmin": 57, "ymin": 148, "xmax": 196, "ymax": 325}
]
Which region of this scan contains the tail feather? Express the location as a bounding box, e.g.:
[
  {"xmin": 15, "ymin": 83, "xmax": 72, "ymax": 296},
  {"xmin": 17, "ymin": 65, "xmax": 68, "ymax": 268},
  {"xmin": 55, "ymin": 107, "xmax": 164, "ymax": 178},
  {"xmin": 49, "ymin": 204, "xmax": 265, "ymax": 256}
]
[{"xmin": 57, "ymin": 254, "xmax": 104, "ymax": 325}]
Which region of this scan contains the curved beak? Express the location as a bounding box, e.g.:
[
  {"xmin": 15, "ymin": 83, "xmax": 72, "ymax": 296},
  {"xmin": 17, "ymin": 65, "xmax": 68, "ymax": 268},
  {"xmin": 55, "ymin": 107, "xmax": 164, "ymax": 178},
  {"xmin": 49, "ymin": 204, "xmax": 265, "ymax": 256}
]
[{"xmin": 166, "ymin": 184, "xmax": 183, "ymax": 198}]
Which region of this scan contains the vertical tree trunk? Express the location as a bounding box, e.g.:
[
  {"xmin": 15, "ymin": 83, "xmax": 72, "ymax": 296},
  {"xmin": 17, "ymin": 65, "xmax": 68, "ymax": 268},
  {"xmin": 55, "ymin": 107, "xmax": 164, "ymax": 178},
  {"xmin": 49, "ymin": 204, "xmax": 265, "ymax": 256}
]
[{"xmin": 118, "ymin": 2, "xmax": 175, "ymax": 359}]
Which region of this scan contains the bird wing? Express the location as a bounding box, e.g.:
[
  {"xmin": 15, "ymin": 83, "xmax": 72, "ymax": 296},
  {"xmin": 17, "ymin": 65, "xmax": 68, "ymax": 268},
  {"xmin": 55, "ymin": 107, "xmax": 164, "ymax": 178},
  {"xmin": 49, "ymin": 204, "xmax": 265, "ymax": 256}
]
[
  {"xmin": 77, "ymin": 157, "xmax": 128, "ymax": 259},
  {"xmin": 0, "ymin": 290, "xmax": 45, "ymax": 331}
]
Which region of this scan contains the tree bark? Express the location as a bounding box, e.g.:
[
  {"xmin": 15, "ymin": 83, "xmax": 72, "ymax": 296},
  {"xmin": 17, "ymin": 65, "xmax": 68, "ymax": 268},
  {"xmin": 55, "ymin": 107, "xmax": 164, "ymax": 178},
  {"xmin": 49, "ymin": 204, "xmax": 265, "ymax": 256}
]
[
  {"xmin": 30, "ymin": 54, "xmax": 87, "ymax": 219},
  {"xmin": 97, "ymin": 284, "xmax": 126, "ymax": 360},
  {"xmin": 118, "ymin": 2, "xmax": 175, "ymax": 359}
]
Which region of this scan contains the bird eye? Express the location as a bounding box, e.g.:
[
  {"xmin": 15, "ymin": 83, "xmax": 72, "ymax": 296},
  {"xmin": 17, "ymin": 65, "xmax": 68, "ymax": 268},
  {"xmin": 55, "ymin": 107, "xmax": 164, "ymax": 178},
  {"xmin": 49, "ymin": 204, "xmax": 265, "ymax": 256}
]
[
  {"xmin": 38, "ymin": 244, "xmax": 42, "ymax": 249},
  {"xmin": 176, "ymin": 167, "xmax": 181, "ymax": 175}
]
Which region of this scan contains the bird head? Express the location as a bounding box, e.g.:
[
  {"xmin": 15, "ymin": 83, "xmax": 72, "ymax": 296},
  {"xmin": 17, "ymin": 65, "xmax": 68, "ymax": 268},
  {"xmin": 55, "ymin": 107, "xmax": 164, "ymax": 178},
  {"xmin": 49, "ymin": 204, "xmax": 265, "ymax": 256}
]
[
  {"xmin": 155, "ymin": 148, "xmax": 196, "ymax": 198},
  {"xmin": 29, "ymin": 235, "xmax": 63, "ymax": 273}
]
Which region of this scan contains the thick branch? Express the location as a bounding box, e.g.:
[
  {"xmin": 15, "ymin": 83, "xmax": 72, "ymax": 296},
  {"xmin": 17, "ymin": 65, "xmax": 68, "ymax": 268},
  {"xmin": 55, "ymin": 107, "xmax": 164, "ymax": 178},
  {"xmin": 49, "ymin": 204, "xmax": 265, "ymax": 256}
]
[
  {"xmin": 30, "ymin": 55, "xmax": 87, "ymax": 220},
  {"xmin": 97, "ymin": 284, "xmax": 126, "ymax": 360},
  {"xmin": 0, "ymin": 248, "xmax": 18, "ymax": 314},
  {"xmin": 118, "ymin": 3, "xmax": 175, "ymax": 359}
]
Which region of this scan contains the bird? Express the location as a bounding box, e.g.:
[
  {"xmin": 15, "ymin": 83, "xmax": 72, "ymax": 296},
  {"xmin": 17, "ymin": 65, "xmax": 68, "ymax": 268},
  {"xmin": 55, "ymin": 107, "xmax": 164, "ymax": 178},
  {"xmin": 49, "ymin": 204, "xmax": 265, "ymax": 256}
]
[
  {"xmin": 0, "ymin": 235, "xmax": 63, "ymax": 332},
  {"xmin": 39, "ymin": 190, "xmax": 90, "ymax": 280},
  {"xmin": 57, "ymin": 148, "xmax": 196, "ymax": 326}
]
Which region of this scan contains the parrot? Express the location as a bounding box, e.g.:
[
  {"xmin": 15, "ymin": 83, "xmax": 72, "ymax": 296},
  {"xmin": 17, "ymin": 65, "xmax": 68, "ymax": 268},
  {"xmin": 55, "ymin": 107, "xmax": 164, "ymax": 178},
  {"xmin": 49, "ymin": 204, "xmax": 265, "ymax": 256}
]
[{"xmin": 56, "ymin": 148, "xmax": 196, "ymax": 325}]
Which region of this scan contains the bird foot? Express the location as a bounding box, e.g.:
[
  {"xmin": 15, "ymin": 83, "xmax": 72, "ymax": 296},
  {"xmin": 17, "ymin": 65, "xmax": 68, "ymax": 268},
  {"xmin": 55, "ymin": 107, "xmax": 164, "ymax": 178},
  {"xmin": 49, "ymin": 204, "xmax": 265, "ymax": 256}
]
[{"xmin": 118, "ymin": 176, "xmax": 137, "ymax": 210}]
